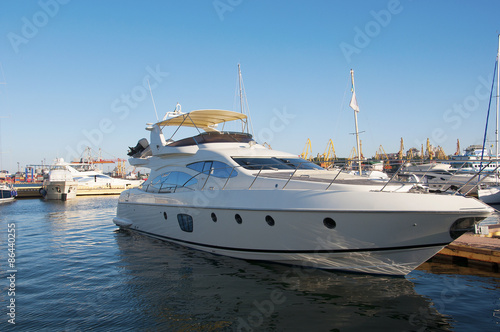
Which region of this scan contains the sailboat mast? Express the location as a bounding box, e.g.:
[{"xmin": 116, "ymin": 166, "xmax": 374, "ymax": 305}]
[
  {"xmin": 496, "ymin": 34, "xmax": 500, "ymax": 172},
  {"xmin": 350, "ymin": 69, "xmax": 362, "ymax": 175},
  {"xmin": 238, "ymin": 64, "xmax": 246, "ymax": 132}
]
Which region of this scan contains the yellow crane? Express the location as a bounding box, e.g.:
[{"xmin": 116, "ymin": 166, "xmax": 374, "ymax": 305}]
[
  {"xmin": 436, "ymin": 146, "xmax": 448, "ymax": 160},
  {"xmin": 375, "ymin": 145, "xmax": 389, "ymax": 160},
  {"xmin": 455, "ymin": 139, "xmax": 460, "ymax": 155},
  {"xmin": 426, "ymin": 138, "xmax": 434, "ymax": 160},
  {"xmin": 300, "ymin": 138, "xmax": 313, "ymax": 161},
  {"xmin": 398, "ymin": 138, "xmax": 404, "ymax": 160},
  {"xmin": 318, "ymin": 139, "xmax": 336, "ymax": 168},
  {"xmin": 407, "ymin": 148, "xmax": 414, "ymax": 160},
  {"xmin": 406, "ymin": 147, "xmax": 419, "ymax": 160}
]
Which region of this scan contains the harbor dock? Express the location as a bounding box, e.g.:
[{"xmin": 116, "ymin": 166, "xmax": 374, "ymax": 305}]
[
  {"xmin": 14, "ymin": 184, "xmax": 130, "ymax": 197},
  {"xmin": 432, "ymin": 224, "xmax": 500, "ymax": 270}
]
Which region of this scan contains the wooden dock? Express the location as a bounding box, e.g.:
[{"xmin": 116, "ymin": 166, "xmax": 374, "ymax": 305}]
[{"xmin": 433, "ymin": 224, "xmax": 500, "ymax": 270}]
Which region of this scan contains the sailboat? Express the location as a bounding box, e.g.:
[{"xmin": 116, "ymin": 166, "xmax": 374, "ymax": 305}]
[{"xmin": 477, "ymin": 35, "xmax": 500, "ymax": 204}]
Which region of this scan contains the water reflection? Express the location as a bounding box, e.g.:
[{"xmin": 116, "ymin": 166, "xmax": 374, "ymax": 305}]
[
  {"xmin": 2, "ymin": 197, "xmax": 497, "ymax": 331},
  {"xmin": 114, "ymin": 229, "xmax": 452, "ymax": 331}
]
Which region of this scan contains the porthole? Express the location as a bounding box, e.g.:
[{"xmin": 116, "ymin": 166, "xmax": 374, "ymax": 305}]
[
  {"xmin": 323, "ymin": 217, "xmax": 336, "ymax": 229},
  {"xmin": 163, "ymin": 212, "xmax": 168, "ymax": 220},
  {"xmin": 265, "ymin": 215, "xmax": 275, "ymax": 226},
  {"xmin": 211, "ymin": 212, "xmax": 217, "ymax": 222},
  {"xmin": 235, "ymin": 214, "xmax": 242, "ymax": 224}
]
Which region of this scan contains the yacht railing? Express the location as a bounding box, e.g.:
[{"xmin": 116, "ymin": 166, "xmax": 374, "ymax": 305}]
[
  {"xmin": 183, "ymin": 161, "xmax": 409, "ymax": 192},
  {"xmin": 140, "ymin": 158, "xmax": 500, "ymax": 195}
]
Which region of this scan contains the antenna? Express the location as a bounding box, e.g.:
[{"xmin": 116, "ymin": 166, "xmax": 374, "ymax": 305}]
[{"xmin": 147, "ymin": 79, "xmax": 159, "ymax": 121}]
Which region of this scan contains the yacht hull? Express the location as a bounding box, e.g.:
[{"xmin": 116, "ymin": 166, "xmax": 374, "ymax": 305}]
[
  {"xmin": 42, "ymin": 181, "xmax": 78, "ymax": 201},
  {"xmin": 115, "ymin": 188, "xmax": 492, "ymax": 276}
]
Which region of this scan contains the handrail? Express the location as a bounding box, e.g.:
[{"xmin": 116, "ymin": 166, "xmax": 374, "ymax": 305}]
[
  {"xmin": 282, "ymin": 163, "xmax": 302, "ymax": 189},
  {"xmin": 379, "ymin": 163, "xmax": 405, "ymax": 192},
  {"xmin": 248, "ymin": 166, "xmax": 264, "ymax": 190},
  {"xmin": 453, "ymin": 161, "xmax": 493, "ymax": 195},
  {"xmin": 222, "ymin": 167, "xmax": 237, "ymax": 190},
  {"xmin": 200, "ymin": 170, "xmax": 212, "ymax": 191},
  {"xmin": 141, "ymin": 158, "xmax": 500, "ymax": 194},
  {"xmin": 325, "ymin": 165, "xmax": 346, "ymax": 190},
  {"xmin": 462, "ymin": 162, "xmax": 500, "ymax": 196}
]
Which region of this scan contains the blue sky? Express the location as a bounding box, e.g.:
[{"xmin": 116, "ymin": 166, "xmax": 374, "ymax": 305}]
[{"xmin": 0, "ymin": 0, "xmax": 499, "ymax": 173}]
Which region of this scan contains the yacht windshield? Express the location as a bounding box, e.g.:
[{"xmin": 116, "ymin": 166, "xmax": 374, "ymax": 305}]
[
  {"xmin": 276, "ymin": 158, "xmax": 324, "ymax": 170},
  {"xmin": 232, "ymin": 157, "xmax": 323, "ymax": 170}
]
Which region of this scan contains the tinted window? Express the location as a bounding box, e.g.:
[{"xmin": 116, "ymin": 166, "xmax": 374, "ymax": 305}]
[
  {"xmin": 187, "ymin": 161, "xmax": 237, "ymax": 178},
  {"xmin": 187, "ymin": 161, "xmax": 204, "ymax": 173},
  {"xmin": 149, "ymin": 171, "xmax": 197, "ymax": 192},
  {"xmin": 232, "ymin": 157, "xmax": 294, "ymax": 170},
  {"xmin": 212, "ymin": 161, "xmax": 237, "ymax": 178},
  {"xmin": 277, "ymin": 158, "xmax": 324, "ymax": 170}
]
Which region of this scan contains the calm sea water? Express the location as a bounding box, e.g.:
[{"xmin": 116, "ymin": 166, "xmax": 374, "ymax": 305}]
[{"xmin": 0, "ymin": 196, "xmax": 499, "ymax": 331}]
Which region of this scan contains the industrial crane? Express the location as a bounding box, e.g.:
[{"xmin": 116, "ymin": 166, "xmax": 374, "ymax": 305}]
[
  {"xmin": 318, "ymin": 139, "xmax": 336, "ymax": 168},
  {"xmin": 398, "ymin": 138, "xmax": 404, "ymax": 160},
  {"xmin": 300, "ymin": 139, "xmax": 313, "ymax": 161}
]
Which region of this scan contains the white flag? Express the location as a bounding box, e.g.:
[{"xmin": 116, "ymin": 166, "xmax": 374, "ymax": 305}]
[{"xmin": 350, "ymin": 90, "xmax": 359, "ymax": 113}]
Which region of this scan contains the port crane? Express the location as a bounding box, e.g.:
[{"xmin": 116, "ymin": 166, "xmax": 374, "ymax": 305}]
[
  {"xmin": 300, "ymin": 139, "xmax": 313, "ymax": 161},
  {"xmin": 455, "ymin": 139, "xmax": 461, "ymax": 155},
  {"xmin": 398, "ymin": 138, "xmax": 404, "ymax": 160},
  {"xmin": 317, "ymin": 139, "xmax": 336, "ymax": 168}
]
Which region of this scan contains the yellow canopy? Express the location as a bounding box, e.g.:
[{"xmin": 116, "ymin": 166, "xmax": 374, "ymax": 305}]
[{"xmin": 156, "ymin": 109, "xmax": 247, "ymax": 129}]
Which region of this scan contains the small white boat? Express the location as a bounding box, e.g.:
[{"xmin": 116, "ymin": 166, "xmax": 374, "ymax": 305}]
[
  {"xmin": 0, "ymin": 182, "xmax": 16, "ymax": 203},
  {"xmin": 113, "ymin": 105, "xmax": 494, "ymax": 276},
  {"xmin": 40, "ymin": 159, "xmax": 78, "ymax": 201},
  {"xmin": 478, "ymin": 185, "xmax": 500, "ymax": 204}
]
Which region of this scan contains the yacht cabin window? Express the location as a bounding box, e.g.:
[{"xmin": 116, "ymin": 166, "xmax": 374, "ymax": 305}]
[
  {"xmin": 232, "ymin": 157, "xmax": 323, "ymax": 170},
  {"xmin": 186, "ymin": 161, "xmax": 238, "ymax": 178},
  {"xmin": 145, "ymin": 171, "xmax": 197, "ymax": 193}
]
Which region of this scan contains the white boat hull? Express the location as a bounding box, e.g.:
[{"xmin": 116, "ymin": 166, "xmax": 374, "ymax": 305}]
[
  {"xmin": 478, "ymin": 185, "xmax": 500, "ymax": 204},
  {"xmin": 42, "ymin": 181, "xmax": 78, "ymax": 201},
  {"xmin": 0, "ymin": 185, "xmax": 16, "ymax": 203},
  {"xmin": 0, "ymin": 197, "xmax": 15, "ymax": 204},
  {"xmin": 115, "ymin": 188, "xmax": 490, "ymax": 276}
]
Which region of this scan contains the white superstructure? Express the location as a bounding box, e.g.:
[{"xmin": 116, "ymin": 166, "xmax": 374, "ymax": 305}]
[
  {"xmin": 114, "ymin": 108, "xmax": 493, "ymax": 276},
  {"xmin": 40, "ymin": 159, "xmax": 78, "ymax": 201}
]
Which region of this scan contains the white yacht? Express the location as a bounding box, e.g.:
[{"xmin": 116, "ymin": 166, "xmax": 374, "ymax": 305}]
[
  {"xmin": 66, "ymin": 162, "xmax": 142, "ymax": 189},
  {"xmin": 114, "ymin": 107, "xmax": 494, "ymax": 276},
  {"xmin": 40, "ymin": 159, "xmax": 78, "ymax": 201},
  {"xmin": 401, "ymin": 162, "xmax": 496, "ymax": 194}
]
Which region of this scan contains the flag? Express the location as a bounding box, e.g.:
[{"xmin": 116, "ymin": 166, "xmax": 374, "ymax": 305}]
[{"xmin": 349, "ymin": 89, "xmax": 359, "ymax": 113}]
